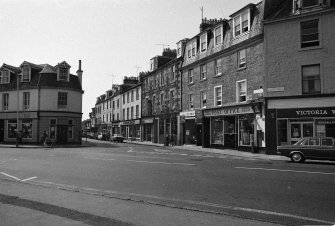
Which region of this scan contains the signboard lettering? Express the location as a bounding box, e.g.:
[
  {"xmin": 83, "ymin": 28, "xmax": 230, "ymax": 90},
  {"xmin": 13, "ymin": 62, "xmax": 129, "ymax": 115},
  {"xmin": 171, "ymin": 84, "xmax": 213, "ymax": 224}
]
[{"xmin": 204, "ymin": 106, "xmax": 253, "ymax": 117}]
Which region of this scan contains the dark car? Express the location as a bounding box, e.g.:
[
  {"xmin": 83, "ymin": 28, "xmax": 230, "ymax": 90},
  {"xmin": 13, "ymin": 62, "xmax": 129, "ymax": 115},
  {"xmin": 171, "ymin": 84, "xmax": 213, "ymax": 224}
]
[
  {"xmin": 110, "ymin": 134, "xmax": 124, "ymax": 143},
  {"xmin": 277, "ymin": 137, "xmax": 335, "ymax": 163}
]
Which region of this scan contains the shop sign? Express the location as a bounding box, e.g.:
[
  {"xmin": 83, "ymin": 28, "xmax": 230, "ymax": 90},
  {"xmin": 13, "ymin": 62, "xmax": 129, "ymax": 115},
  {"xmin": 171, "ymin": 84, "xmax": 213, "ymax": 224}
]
[
  {"xmin": 120, "ymin": 120, "xmax": 140, "ymax": 125},
  {"xmin": 278, "ymin": 108, "xmax": 335, "ymax": 118},
  {"xmin": 316, "ymin": 119, "xmax": 335, "ymax": 125},
  {"xmin": 112, "ymin": 122, "xmax": 120, "ymax": 126},
  {"xmin": 180, "ymin": 111, "xmax": 195, "ymax": 118},
  {"xmin": 204, "ymin": 106, "xmax": 253, "ymax": 117},
  {"xmin": 142, "ymin": 118, "xmax": 153, "ymax": 124}
]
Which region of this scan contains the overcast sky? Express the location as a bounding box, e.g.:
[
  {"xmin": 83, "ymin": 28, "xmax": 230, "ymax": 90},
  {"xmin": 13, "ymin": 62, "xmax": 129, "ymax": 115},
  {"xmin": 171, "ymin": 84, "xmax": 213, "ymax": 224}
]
[{"xmin": 1, "ymin": 0, "xmax": 260, "ymax": 120}]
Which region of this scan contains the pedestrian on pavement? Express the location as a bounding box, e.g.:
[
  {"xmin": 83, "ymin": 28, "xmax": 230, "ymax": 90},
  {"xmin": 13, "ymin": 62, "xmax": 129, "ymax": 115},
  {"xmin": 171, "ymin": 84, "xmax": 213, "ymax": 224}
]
[
  {"xmin": 41, "ymin": 130, "xmax": 48, "ymax": 147},
  {"xmin": 16, "ymin": 130, "xmax": 23, "ymax": 148}
]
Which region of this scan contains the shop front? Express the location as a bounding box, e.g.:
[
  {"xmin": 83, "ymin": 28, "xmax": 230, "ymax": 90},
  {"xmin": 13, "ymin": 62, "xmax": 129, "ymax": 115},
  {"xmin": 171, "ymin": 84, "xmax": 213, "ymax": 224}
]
[
  {"xmin": 120, "ymin": 120, "xmax": 141, "ymax": 141},
  {"xmin": 141, "ymin": 117, "xmax": 154, "ymax": 142},
  {"xmin": 112, "ymin": 122, "xmax": 120, "ymax": 135},
  {"xmin": 273, "ymin": 107, "xmax": 335, "ymax": 146},
  {"xmin": 180, "ymin": 111, "xmax": 196, "ymax": 145},
  {"xmin": 203, "ymin": 104, "xmax": 262, "ymax": 151}
]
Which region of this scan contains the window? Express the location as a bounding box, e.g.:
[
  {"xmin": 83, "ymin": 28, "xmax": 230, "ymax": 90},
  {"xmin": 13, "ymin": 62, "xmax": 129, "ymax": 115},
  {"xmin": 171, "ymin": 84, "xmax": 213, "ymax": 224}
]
[
  {"xmin": 200, "ymin": 34, "xmax": 207, "ymax": 52},
  {"xmin": 238, "ymin": 49, "xmax": 246, "ymax": 69},
  {"xmin": 215, "ymin": 59, "xmax": 222, "ymax": 76},
  {"xmin": 131, "ymin": 90, "xmax": 134, "ymax": 102},
  {"xmin": 127, "ymin": 92, "xmax": 129, "ymax": 103},
  {"xmin": 131, "ymin": 106, "xmax": 134, "ymax": 119},
  {"xmin": 22, "ymin": 119, "xmax": 32, "ymax": 139},
  {"xmin": 7, "ymin": 120, "xmax": 17, "ymax": 139},
  {"xmin": 123, "ymin": 109, "xmax": 125, "ymax": 120},
  {"xmin": 68, "ymin": 120, "xmax": 73, "ymax": 139},
  {"xmin": 302, "ymin": 64, "xmax": 321, "ymax": 94},
  {"xmin": 214, "ymin": 86, "xmax": 222, "ymax": 106},
  {"xmin": 50, "ymin": 119, "xmax": 56, "ymax": 140},
  {"xmin": 188, "ymin": 69, "xmax": 194, "ymax": 84},
  {"xmin": 188, "ymin": 94, "xmax": 194, "ymax": 110},
  {"xmin": 58, "ymin": 92, "xmax": 67, "ymax": 109},
  {"xmin": 1, "ymin": 69, "xmax": 10, "ymax": 84},
  {"xmin": 150, "ymin": 59, "xmax": 154, "ymax": 71},
  {"xmin": 233, "ymin": 11, "xmax": 249, "ymax": 37},
  {"xmin": 200, "ymin": 91, "xmax": 207, "ymax": 108},
  {"xmin": 22, "ymin": 65, "xmax": 30, "ymax": 82},
  {"xmin": 59, "ymin": 67, "xmax": 68, "ymax": 81},
  {"xmin": 23, "ymin": 92, "xmax": 30, "ymax": 110},
  {"xmin": 117, "ymin": 99, "xmax": 119, "ymax": 108},
  {"xmin": 171, "ymin": 65, "xmax": 176, "ymax": 82},
  {"xmin": 136, "ymin": 105, "xmax": 139, "ymax": 118},
  {"xmin": 113, "ymin": 114, "xmax": 115, "ymax": 121},
  {"xmin": 2, "ymin": 93, "xmax": 9, "ymax": 111},
  {"xmin": 117, "ymin": 113, "xmax": 119, "ymax": 120},
  {"xmin": 200, "ymin": 64, "xmax": 207, "ymax": 80},
  {"xmin": 123, "ymin": 94, "xmax": 125, "ymax": 104},
  {"xmin": 301, "ymin": 19, "xmax": 319, "ymax": 48},
  {"xmin": 113, "ymin": 101, "xmax": 115, "ymax": 108},
  {"xmin": 170, "ymin": 90, "xmax": 174, "ymax": 110},
  {"xmin": 214, "ymin": 26, "xmax": 222, "ymax": 46},
  {"xmin": 237, "ymin": 80, "xmax": 247, "ymax": 102},
  {"xmin": 192, "ymin": 41, "xmax": 196, "ymax": 56},
  {"xmin": 160, "ymin": 93, "xmax": 164, "ymax": 106},
  {"xmin": 187, "ymin": 44, "xmax": 192, "ymax": 58},
  {"xmin": 177, "ymin": 42, "xmax": 182, "ymax": 57},
  {"xmin": 302, "ymin": 0, "xmax": 323, "ymax": 8},
  {"xmin": 136, "ymin": 88, "xmax": 139, "ymax": 100},
  {"xmin": 152, "ymin": 96, "xmax": 156, "ymax": 113}
]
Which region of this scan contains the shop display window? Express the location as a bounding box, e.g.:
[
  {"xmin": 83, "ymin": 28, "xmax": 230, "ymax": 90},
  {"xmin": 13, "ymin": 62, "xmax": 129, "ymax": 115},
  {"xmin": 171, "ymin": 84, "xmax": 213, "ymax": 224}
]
[
  {"xmin": 7, "ymin": 120, "xmax": 17, "ymax": 139},
  {"xmin": 239, "ymin": 117, "xmax": 253, "ymax": 146},
  {"xmin": 22, "ymin": 119, "xmax": 32, "ymax": 139},
  {"xmin": 211, "ymin": 118, "xmax": 224, "ymax": 145}
]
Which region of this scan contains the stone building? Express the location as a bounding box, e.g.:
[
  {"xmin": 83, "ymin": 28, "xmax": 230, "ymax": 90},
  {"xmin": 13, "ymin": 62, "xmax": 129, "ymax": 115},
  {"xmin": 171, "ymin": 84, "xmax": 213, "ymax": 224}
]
[
  {"xmin": 180, "ymin": 2, "xmax": 266, "ymax": 151},
  {"xmin": 264, "ymin": 0, "xmax": 335, "ymax": 154},
  {"xmin": 0, "ymin": 60, "xmax": 83, "ymax": 144},
  {"xmin": 140, "ymin": 48, "xmax": 183, "ymax": 145}
]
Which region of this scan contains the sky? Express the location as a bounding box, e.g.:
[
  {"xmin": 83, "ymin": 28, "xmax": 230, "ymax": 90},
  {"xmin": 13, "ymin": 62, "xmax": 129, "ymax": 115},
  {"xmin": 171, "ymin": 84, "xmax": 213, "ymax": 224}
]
[{"xmin": 0, "ymin": 0, "xmax": 260, "ymax": 120}]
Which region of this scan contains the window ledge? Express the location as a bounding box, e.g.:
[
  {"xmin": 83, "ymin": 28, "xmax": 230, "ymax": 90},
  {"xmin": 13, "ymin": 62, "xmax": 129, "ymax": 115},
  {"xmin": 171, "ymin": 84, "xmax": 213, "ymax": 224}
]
[
  {"xmin": 237, "ymin": 66, "xmax": 247, "ymax": 71},
  {"xmin": 233, "ymin": 31, "xmax": 250, "ymax": 40},
  {"xmin": 299, "ymin": 45, "xmax": 323, "ymax": 52},
  {"xmin": 188, "ymin": 82, "xmax": 195, "ymax": 86},
  {"xmin": 214, "ymin": 73, "xmax": 222, "ymax": 77},
  {"xmin": 200, "ymin": 78, "xmax": 207, "ymax": 82}
]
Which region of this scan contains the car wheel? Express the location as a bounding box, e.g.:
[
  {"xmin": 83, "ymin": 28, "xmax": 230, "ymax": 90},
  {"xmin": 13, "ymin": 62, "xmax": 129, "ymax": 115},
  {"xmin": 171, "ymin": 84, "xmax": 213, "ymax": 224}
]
[{"xmin": 291, "ymin": 152, "xmax": 304, "ymax": 163}]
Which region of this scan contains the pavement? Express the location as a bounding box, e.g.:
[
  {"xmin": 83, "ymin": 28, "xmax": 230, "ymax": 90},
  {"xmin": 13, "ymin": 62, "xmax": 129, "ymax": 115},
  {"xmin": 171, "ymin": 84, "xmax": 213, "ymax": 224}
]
[{"xmin": 0, "ymin": 140, "xmax": 287, "ymax": 225}]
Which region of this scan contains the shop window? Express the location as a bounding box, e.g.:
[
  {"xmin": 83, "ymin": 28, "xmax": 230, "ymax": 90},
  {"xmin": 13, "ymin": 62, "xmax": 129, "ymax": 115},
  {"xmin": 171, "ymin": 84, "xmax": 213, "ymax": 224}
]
[
  {"xmin": 301, "ymin": 19, "xmax": 319, "ymax": 48},
  {"xmin": 239, "ymin": 116, "xmax": 254, "ymax": 146},
  {"xmin": 214, "ymin": 86, "xmax": 222, "ymax": 106},
  {"xmin": 211, "ymin": 118, "xmax": 224, "ymax": 145},
  {"xmin": 68, "ymin": 120, "xmax": 73, "ymax": 139},
  {"xmin": 302, "ymin": 64, "xmax": 320, "ymax": 94},
  {"xmin": 22, "ymin": 119, "xmax": 32, "ymax": 139},
  {"xmin": 7, "ymin": 120, "xmax": 17, "ymax": 139}
]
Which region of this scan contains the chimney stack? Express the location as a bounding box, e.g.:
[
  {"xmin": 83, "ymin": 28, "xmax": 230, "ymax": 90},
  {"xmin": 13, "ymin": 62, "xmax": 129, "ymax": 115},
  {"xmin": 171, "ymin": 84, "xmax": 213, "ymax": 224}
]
[{"xmin": 76, "ymin": 59, "xmax": 83, "ymax": 86}]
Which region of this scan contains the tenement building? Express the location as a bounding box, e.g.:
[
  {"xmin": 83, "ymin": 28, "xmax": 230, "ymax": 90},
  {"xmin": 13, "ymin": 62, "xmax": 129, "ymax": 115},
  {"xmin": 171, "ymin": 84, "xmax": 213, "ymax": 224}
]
[
  {"xmin": 140, "ymin": 48, "xmax": 183, "ymax": 145},
  {"xmin": 180, "ymin": 2, "xmax": 266, "ymax": 151},
  {"xmin": 0, "ymin": 60, "xmax": 83, "ymax": 144},
  {"xmin": 264, "ymin": 0, "xmax": 335, "ymax": 154}
]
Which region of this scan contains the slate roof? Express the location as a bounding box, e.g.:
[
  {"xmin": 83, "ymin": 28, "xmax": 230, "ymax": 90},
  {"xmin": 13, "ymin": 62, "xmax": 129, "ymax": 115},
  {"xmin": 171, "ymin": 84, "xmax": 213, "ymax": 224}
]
[{"xmin": 0, "ymin": 61, "xmax": 82, "ymax": 92}]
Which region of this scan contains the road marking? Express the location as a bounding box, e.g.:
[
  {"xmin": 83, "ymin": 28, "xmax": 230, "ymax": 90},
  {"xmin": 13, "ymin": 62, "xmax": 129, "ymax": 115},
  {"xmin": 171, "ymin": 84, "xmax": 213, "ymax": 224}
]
[
  {"xmin": 21, "ymin": 177, "xmax": 38, "ymax": 182},
  {"xmin": 84, "ymin": 157, "xmax": 115, "ymax": 161},
  {"xmin": 154, "ymin": 149, "xmax": 171, "ymax": 153},
  {"xmin": 1, "ymin": 172, "xmax": 20, "ymax": 181},
  {"xmin": 126, "ymin": 160, "xmax": 195, "ymax": 166},
  {"xmin": 235, "ymin": 167, "xmax": 335, "ymax": 175},
  {"xmin": 128, "ymin": 147, "xmax": 134, "ymax": 152}
]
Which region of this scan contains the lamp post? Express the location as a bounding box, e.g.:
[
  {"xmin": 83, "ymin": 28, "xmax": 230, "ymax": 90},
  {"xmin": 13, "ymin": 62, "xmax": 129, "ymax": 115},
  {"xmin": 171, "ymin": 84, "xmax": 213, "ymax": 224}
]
[{"xmin": 16, "ymin": 73, "xmax": 20, "ymax": 148}]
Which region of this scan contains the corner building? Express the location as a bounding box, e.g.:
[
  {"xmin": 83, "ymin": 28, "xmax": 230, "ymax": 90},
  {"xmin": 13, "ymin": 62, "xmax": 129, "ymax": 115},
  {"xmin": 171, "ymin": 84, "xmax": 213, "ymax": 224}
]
[
  {"xmin": 264, "ymin": 0, "xmax": 335, "ymax": 154},
  {"xmin": 180, "ymin": 3, "xmax": 266, "ymax": 151},
  {"xmin": 0, "ymin": 61, "xmax": 83, "ymax": 144}
]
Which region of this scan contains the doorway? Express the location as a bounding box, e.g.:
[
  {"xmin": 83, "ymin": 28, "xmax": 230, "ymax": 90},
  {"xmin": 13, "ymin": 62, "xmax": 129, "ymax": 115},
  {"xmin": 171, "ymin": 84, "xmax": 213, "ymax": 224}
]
[
  {"xmin": 57, "ymin": 125, "xmax": 68, "ymax": 144},
  {"xmin": 0, "ymin": 120, "xmax": 4, "ymax": 142}
]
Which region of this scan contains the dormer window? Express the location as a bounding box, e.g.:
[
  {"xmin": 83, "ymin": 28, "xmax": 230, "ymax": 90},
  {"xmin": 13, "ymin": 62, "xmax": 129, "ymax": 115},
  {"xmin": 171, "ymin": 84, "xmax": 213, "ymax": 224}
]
[
  {"xmin": 214, "ymin": 26, "xmax": 222, "ymax": 46},
  {"xmin": 293, "ymin": 0, "xmax": 330, "ymax": 13},
  {"xmin": 200, "ymin": 33, "xmax": 207, "ymax": 52},
  {"xmin": 22, "ymin": 65, "xmax": 31, "ymax": 82},
  {"xmin": 177, "ymin": 42, "xmax": 182, "ymax": 57},
  {"xmin": 233, "ymin": 10, "xmax": 250, "ymax": 38},
  {"xmin": 59, "ymin": 67, "xmax": 69, "ymax": 81},
  {"xmin": 187, "ymin": 43, "xmax": 192, "ymax": 58},
  {"xmin": 191, "ymin": 41, "xmax": 196, "ymax": 56},
  {"xmin": 0, "ymin": 69, "xmax": 10, "ymax": 84},
  {"xmin": 150, "ymin": 59, "xmax": 154, "ymax": 72}
]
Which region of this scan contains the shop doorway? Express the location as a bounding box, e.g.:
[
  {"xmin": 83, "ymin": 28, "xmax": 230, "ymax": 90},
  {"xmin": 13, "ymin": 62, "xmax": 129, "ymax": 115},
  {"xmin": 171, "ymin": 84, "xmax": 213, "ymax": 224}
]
[
  {"xmin": 224, "ymin": 117, "xmax": 237, "ymax": 148},
  {"xmin": 290, "ymin": 122, "xmax": 313, "ymax": 144},
  {"xmin": 0, "ymin": 120, "xmax": 4, "ymax": 142},
  {"xmin": 57, "ymin": 125, "xmax": 68, "ymax": 144}
]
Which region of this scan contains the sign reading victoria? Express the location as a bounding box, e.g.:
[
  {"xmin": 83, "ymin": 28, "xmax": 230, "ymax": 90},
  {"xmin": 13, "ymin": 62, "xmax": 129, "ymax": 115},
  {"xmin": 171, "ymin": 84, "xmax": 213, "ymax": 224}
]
[{"xmin": 277, "ymin": 108, "xmax": 335, "ymax": 118}]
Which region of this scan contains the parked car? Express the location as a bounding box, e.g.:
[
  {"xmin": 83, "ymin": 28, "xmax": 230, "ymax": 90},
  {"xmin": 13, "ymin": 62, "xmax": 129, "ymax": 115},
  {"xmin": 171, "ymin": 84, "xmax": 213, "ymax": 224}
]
[
  {"xmin": 110, "ymin": 134, "xmax": 124, "ymax": 143},
  {"xmin": 277, "ymin": 137, "xmax": 335, "ymax": 163}
]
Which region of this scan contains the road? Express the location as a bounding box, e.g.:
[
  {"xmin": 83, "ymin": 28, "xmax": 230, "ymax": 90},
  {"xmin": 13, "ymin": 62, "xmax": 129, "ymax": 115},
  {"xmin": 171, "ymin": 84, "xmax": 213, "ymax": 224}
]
[{"xmin": 0, "ymin": 139, "xmax": 334, "ymax": 225}]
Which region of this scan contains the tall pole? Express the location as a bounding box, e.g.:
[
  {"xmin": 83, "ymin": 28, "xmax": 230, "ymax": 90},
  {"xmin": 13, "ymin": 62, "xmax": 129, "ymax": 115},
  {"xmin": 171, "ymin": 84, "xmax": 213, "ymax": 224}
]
[{"xmin": 16, "ymin": 73, "xmax": 20, "ymax": 147}]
